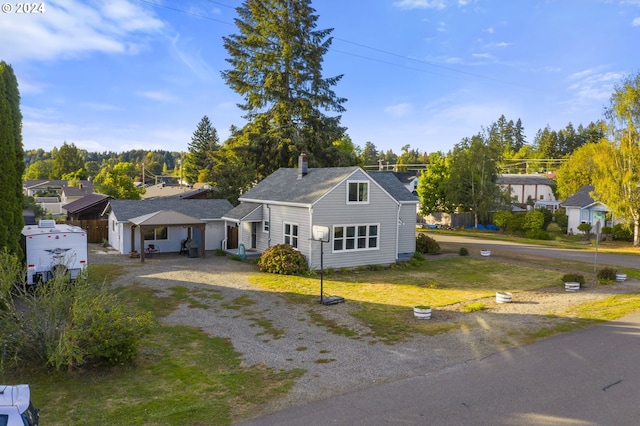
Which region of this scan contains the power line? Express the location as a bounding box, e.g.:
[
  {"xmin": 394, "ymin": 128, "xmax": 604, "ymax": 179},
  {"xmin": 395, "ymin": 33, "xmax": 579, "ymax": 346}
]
[{"xmin": 135, "ymin": 0, "xmax": 533, "ymax": 90}]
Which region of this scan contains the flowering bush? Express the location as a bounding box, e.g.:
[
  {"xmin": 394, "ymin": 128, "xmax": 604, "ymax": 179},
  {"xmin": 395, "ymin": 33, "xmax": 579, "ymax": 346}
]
[{"xmin": 258, "ymin": 244, "xmax": 308, "ymax": 275}]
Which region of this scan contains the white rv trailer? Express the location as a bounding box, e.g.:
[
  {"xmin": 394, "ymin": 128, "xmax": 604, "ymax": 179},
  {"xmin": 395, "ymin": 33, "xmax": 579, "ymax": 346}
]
[{"xmin": 21, "ymin": 220, "xmax": 88, "ymax": 285}]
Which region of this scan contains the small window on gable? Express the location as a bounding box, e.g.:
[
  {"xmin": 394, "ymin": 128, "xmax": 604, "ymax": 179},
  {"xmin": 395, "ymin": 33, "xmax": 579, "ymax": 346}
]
[{"xmin": 347, "ymin": 181, "xmax": 369, "ymax": 204}]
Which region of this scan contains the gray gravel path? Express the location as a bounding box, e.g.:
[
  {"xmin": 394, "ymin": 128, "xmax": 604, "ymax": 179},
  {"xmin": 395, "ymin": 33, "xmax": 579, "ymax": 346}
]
[{"xmin": 90, "ymin": 245, "xmax": 640, "ymax": 422}]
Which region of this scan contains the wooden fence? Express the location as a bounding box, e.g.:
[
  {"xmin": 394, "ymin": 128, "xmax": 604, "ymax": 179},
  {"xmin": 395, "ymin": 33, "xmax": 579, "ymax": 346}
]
[{"xmin": 67, "ymin": 219, "xmax": 109, "ymax": 243}]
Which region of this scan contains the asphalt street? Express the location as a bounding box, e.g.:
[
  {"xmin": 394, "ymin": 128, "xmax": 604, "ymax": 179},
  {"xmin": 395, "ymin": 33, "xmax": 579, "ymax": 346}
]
[
  {"xmin": 432, "ymin": 233, "xmax": 640, "ymax": 270},
  {"xmin": 237, "ymin": 236, "xmax": 640, "ymax": 426}
]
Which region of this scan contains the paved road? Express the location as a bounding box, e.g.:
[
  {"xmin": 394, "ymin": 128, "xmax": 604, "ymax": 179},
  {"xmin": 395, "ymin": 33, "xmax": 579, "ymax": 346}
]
[
  {"xmin": 237, "ymin": 236, "xmax": 640, "ymax": 425},
  {"xmin": 238, "ymin": 313, "xmax": 640, "ymax": 425},
  {"xmin": 433, "ymin": 233, "xmax": 640, "ymax": 270}
]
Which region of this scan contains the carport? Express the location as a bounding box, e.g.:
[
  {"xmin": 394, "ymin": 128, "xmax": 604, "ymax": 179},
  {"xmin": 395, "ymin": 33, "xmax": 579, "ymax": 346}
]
[{"xmin": 129, "ymin": 210, "xmax": 206, "ymax": 263}]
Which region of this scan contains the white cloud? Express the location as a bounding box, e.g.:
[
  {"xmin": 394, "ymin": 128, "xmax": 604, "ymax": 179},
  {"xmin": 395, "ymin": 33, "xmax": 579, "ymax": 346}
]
[
  {"xmin": 472, "ymin": 53, "xmax": 494, "ymax": 59},
  {"xmin": 633, "ymin": 17, "xmax": 640, "ymax": 26},
  {"xmin": 567, "ymin": 69, "xmax": 623, "ymax": 105},
  {"xmin": 168, "ymin": 34, "xmax": 216, "ymax": 81},
  {"xmin": 485, "ymin": 27, "xmax": 495, "ymax": 34},
  {"xmin": 394, "ymin": 0, "xmax": 447, "ymax": 10},
  {"xmin": 0, "ymin": 0, "xmax": 164, "ymax": 62},
  {"xmin": 137, "ymin": 90, "xmax": 177, "ymax": 102},
  {"xmin": 384, "ymin": 103, "xmax": 413, "ymax": 117}
]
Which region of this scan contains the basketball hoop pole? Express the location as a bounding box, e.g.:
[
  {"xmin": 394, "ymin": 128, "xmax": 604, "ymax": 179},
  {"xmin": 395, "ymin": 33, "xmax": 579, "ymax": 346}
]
[{"xmin": 319, "ymin": 238, "xmax": 324, "ymax": 304}]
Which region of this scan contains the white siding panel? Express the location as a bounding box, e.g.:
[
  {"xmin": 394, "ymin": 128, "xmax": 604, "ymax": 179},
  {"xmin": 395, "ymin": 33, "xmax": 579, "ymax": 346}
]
[{"xmin": 398, "ymin": 204, "xmax": 417, "ymax": 255}]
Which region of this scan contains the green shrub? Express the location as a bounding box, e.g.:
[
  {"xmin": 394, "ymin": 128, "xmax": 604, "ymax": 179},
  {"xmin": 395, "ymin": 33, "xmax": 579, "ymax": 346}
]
[
  {"xmin": 412, "ymin": 252, "xmax": 425, "ymax": 262},
  {"xmin": 493, "ymin": 211, "xmax": 512, "ymax": 231},
  {"xmin": 458, "ymin": 247, "xmax": 469, "ymax": 256},
  {"xmin": 524, "ymin": 229, "xmax": 551, "ymax": 240},
  {"xmin": 597, "ymin": 267, "xmax": 617, "ymax": 283},
  {"xmin": 416, "ymin": 233, "xmax": 441, "ymax": 254},
  {"xmin": 462, "ymin": 302, "xmax": 486, "ymax": 312},
  {"xmin": 612, "ymin": 223, "xmax": 633, "ymax": 241},
  {"xmin": 577, "ymin": 222, "xmax": 592, "ymax": 238},
  {"xmin": 258, "ymin": 244, "xmax": 308, "ymax": 275},
  {"xmin": 214, "ymin": 248, "xmax": 226, "ymax": 256},
  {"xmin": 601, "ymin": 226, "xmax": 612, "ymax": 236},
  {"xmin": 554, "ymin": 208, "xmax": 568, "ymax": 230},
  {"xmin": 506, "ymin": 212, "xmax": 526, "ymax": 235},
  {"xmin": 561, "ymin": 273, "xmax": 585, "ymax": 285},
  {"xmin": 524, "ymin": 210, "xmax": 545, "ymax": 231}
]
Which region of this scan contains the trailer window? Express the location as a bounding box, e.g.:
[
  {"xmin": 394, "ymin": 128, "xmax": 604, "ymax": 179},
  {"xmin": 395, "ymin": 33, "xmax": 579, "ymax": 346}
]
[{"xmin": 143, "ymin": 227, "xmax": 168, "ymax": 241}]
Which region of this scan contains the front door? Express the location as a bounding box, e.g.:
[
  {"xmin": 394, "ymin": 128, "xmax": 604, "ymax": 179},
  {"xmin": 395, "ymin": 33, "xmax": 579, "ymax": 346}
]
[
  {"xmin": 251, "ymin": 222, "xmax": 257, "ymax": 249},
  {"xmin": 227, "ymin": 226, "xmax": 238, "ymax": 249}
]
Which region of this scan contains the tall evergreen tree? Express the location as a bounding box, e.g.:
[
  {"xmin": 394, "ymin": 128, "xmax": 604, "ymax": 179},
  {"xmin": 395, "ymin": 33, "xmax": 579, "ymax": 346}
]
[
  {"xmin": 0, "ymin": 61, "xmax": 25, "ymax": 254},
  {"xmin": 183, "ymin": 116, "xmax": 219, "ymax": 184},
  {"xmin": 221, "ymin": 0, "xmax": 347, "ymax": 179}
]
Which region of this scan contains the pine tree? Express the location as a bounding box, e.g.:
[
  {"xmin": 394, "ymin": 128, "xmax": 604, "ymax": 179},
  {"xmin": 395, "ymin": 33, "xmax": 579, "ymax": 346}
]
[
  {"xmin": 183, "ymin": 116, "xmax": 219, "ymax": 184},
  {"xmin": 220, "ymin": 0, "xmax": 347, "ymax": 179},
  {"xmin": 0, "ymin": 61, "xmax": 25, "ymax": 254}
]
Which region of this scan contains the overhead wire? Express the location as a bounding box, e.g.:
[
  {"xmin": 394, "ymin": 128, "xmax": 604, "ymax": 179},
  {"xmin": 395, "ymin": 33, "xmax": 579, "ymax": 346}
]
[{"xmin": 134, "ymin": 0, "xmax": 534, "ymax": 91}]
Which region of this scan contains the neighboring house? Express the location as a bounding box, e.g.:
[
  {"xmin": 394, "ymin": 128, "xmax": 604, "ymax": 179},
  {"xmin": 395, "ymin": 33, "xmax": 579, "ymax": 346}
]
[
  {"xmin": 222, "ymin": 155, "xmax": 419, "ymax": 270},
  {"xmin": 103, "ymin": 198, "xmax": 233, "ymax": 255},
  {"xmin": 561, "ymin": 185, "xmax": 612, "ymax": 235},
  {"xmin": 34, "ymin": 196, "xmax": 64, "ymax": 216},
  {"xmin": 141, "ymin": 183, "xmax": 195, "ymax": 199},
  {"xmin": 63, "ymin": 193, "xmax": 112, "ymax": 220},
  {"xmin": 496, "ymin": 174, "xmax": 558, "ymax": 211},
  {"xmin": 60, "ymin": 182, "xmax": 94, "ymax": 204},
  {"xmin": 23, "ymin": 179, "xmax": 92, "ymax": 197}
]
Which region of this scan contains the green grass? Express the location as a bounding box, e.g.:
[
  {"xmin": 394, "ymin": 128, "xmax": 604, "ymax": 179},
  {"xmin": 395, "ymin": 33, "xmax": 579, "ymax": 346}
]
[
  {"xmin": 8, "ymin": 244, "xmax": 640, "ymax": 424},
  {"xmin": 4, "ymin": 266, "xmax": 303, "ymax": 426}
]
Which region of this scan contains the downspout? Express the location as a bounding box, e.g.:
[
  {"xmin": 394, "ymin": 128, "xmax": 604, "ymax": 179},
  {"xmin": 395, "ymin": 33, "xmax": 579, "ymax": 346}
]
[
  {"xmin": 267, "ymin": 204, "xmax": 272, "ymax": 248},
  {"xmin": 395, "ymin": 203, "xmax": 400, "ymax": 263},
  {"xmin": 309, "ymin": 206, "xmax": 314, "ymax": 269}
]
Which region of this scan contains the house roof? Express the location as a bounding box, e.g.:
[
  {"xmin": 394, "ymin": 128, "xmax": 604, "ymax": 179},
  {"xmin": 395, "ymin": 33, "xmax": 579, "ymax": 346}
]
[
  {"xmin": 496, "ymin": 174, "xmax": 555, "ymax": 186},
  {"xmin": 223, "ymin": 202, "xmax": 262, "ymax": 222},
  {"xmin": 561, "ymin": 185, "xmax": 597, "ymax": 208},
  {"xmin": 240, "ymin": 167, "xmax": 359, "ymax": 205},
  {"xmin": 62, "ymin": 193, "xmax": 112, "ymax": 214},
  {"xmin": 368, "ymin": 172, "xmax": 419, "ymax": 203},
  {"xmin": 104, "ymin": 198, "xmax": 233, "ymax": 222},
  {"xmin": 141, "ymin": 184, "xmax": 196, "ymax": 199},
  {"xmin": 239, "ymin": 167, "xmax": 418, "ymax": 206},
  {"xmin": 62, "ymin": 184, "xmax": 94, "ymax": 197},
  {"xmin": 371, "ymin": 171, "xmax": 418, "ymax": 185},
  {"xmin": 129, "ymin": 210, "xmax": 204, "ymax": 226}
]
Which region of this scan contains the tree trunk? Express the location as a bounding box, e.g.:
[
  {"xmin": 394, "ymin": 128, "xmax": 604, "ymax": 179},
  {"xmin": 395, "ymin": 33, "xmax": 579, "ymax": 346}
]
[{"xmin": 634, "ymin": 220, "xmax": 639, "ymax": 246}]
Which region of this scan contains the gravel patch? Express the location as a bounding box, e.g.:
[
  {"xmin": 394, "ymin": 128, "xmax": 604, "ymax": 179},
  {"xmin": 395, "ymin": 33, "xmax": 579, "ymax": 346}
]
[{"xmin": 90, "ymin": 245, "xmax": 640, "ymax": 420}]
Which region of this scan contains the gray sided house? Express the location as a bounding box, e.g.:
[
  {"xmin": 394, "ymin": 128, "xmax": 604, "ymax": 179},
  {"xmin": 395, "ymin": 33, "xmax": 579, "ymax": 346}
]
[
  {"xmin": 103, "ymin": 198, "xmax": 233, "ymax": 256},
  {"xmin": 222, "ymin": 159, "xmax": 418, "ymax": 270},
  {"xmin": 561, "ymin": 185, "xmax": 612, "ymax": 235}
]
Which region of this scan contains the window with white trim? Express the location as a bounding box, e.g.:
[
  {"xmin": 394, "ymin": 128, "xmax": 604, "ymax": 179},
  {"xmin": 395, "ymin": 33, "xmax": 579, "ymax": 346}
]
[
  {"xmin": 284, "ymin": 222, "xmax": 298, "ymax": 248},
  {"xmin": 263, "ymin": 220, "xmax": 269, "ymax": 232},
  {"xmin": 333, "ymin": 224, "xmax": 378, "ymax": 252},
  {"xmin": 347, "ymin": 181, "xmax": 369, "ymax": 203}
]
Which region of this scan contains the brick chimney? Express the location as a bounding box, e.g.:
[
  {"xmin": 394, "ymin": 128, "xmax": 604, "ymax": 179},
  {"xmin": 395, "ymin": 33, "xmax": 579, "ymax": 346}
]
[{"xmin": 297, "ymin": 152, "xmax": 308, "ymax": 179}]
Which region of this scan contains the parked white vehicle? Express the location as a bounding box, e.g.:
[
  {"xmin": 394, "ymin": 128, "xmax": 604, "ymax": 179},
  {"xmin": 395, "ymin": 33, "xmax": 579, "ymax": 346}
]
[
  {"xmin": 21, "ymin": 220, "xmax": 88, "ymax": 286},
  {"xmin": 0, "ymin": 384, "xmax": 39, "ymax": 426}
]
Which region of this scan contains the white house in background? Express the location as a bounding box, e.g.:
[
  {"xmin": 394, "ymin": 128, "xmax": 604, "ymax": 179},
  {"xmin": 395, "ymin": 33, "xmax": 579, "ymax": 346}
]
[
  {"xmin": 103, "ymin": 198, "xmax": 233, "ymax": 255},
  {"xmin": 222, "ymin": 154, "xmax": 419, "ymax": 270},
  {"xmin": 561, "ymin": 185, "xmax": 612, "ymax": 235},
  {"xmin": 496, "ymin": 174, "xmax": 559, "ymax": 211}
]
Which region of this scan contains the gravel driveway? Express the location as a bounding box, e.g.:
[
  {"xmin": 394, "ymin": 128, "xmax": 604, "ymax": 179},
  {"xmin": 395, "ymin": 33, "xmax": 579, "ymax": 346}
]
[{"xmin": 90, "ymin": 245, "xmax": 640, "ymax": 421}]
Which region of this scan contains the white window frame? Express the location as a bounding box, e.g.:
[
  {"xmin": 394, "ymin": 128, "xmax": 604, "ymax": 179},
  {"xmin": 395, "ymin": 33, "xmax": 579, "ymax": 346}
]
[
  {"xmin": 332, "ymin": 224, "xmax": 379, "ymax": 252},
  {"xmin": 283, "ymin": 222, "xmax": 298, "ymax": 248},
  {"xmin": 263, "ymin": 220, "xmax": 269, "ymax": 233},
  {"xmin": 347, "ymin": 180, "xmax": 369, "ymax": 204}
]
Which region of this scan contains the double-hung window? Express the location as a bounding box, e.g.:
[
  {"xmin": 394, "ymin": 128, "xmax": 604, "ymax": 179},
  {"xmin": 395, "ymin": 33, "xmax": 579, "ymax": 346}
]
[
  {"xmin": 284, "ymin": 222, "xmax": 298, "ymax": 248},
  {"xmin": 333, "ymin": 224, "xmax": 378, "ymax": 252},
  {"xmin": 347, "ymin": 181, "xmax": 369, "ymax": 204}
]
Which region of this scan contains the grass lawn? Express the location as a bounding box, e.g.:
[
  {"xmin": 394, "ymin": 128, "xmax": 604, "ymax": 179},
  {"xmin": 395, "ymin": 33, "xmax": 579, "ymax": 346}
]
[{"xmin": 4, "ymin": 245, "xmax": 640, "ymax": 425}]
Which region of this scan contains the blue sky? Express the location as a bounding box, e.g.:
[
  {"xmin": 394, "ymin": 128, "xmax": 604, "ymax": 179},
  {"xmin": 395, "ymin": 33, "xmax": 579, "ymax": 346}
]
[{"xmin": 2, "ymin": 0, "xmax": 639, "ymax": 156}]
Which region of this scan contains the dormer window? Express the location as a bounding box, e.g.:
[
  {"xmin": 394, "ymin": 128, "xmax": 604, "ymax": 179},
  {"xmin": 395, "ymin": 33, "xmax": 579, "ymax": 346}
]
[{"xmin": 347, "ymin": 181, "xmax": 369, "ymax": 204}]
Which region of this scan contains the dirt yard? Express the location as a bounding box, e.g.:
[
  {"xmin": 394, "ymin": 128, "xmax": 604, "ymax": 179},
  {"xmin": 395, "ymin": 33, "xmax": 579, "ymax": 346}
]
[{"xmin": 89, "ymin": 244, "xmax": 640, "ymax": 418}]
